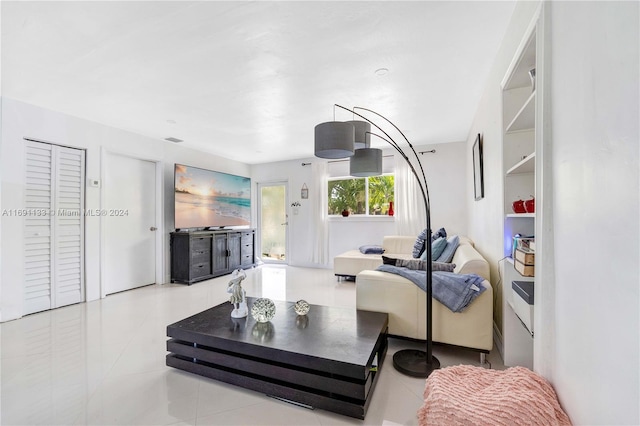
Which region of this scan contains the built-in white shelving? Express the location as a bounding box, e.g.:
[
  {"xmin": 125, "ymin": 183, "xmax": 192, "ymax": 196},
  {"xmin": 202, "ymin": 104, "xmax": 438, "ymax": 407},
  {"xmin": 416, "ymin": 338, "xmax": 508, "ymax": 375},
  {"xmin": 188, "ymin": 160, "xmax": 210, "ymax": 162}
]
[
  {"xmin": 501, "ymin": 23, "xmax": 538, "ymax": 370},
  {"xmin": 506, "ymin": 213, "xmax": 535, "ymax": 219},
  {"xmin": 506, "ymin": 152, "xmax": 535, "ymax": 175},
  {"xmin": 506, "ymin": 91, "xmax": 535, "ymax": 133}
]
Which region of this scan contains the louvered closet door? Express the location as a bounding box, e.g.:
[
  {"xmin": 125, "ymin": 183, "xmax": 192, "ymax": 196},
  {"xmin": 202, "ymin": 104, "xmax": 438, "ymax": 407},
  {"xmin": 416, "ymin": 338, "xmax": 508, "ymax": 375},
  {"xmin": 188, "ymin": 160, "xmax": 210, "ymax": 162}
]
[
  {"xmin": 24, "ymin": 142, "xmax": 55, "ymax": 314},
  {"xmin": 24, "ymin": 141, "xmax": 85, "ymax": 315}
]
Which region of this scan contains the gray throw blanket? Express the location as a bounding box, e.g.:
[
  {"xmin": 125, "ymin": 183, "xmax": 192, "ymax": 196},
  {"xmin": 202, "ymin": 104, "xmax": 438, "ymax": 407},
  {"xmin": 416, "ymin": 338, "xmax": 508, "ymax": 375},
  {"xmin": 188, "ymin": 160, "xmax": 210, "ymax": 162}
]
[{"xmin": 376, "ymin": 265, "xmax": 485, "ymax": 313}]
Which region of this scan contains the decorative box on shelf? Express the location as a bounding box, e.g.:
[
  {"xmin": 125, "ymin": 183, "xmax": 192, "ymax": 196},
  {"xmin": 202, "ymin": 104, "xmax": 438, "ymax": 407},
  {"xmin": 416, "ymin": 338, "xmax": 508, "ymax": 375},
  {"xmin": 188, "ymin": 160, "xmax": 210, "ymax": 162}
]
[
  {"xmin": 511, "ymin": 235, "xmax": 534, "ymax": 258},
  {"xmin": 514, "ymin": 247, "xmax": 535, "ymax": 277}
]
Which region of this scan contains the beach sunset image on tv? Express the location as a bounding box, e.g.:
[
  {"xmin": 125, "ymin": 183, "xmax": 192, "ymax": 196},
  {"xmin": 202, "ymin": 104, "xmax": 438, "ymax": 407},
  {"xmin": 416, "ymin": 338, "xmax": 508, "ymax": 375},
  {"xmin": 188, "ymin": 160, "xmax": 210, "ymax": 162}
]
[{"xmin": 174, "ymin": 164, "xmax": 251, "ymax": 229}]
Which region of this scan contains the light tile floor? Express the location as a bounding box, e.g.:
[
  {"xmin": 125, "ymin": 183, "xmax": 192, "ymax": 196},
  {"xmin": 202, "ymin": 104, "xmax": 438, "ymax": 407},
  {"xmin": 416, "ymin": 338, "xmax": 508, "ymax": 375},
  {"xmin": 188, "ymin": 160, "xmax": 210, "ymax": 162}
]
[{"xmin": 0, "ymin": 265, "xmax": 504, "ymax": 425}]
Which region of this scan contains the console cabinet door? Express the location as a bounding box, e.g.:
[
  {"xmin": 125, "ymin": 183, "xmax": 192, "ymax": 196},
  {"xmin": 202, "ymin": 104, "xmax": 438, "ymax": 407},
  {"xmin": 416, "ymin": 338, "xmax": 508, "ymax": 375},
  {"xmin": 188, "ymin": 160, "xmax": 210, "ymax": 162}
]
[
  {"xmin": 212, "ymin": 233, "xmax": 229, "ymax": 275},
  {"xmin": 227, "ymin": 232, "xmax": 242, "ymax": 270},
  {"xmin": 190, "ymin": 235, "xmax": 212, "ymax": 280}
]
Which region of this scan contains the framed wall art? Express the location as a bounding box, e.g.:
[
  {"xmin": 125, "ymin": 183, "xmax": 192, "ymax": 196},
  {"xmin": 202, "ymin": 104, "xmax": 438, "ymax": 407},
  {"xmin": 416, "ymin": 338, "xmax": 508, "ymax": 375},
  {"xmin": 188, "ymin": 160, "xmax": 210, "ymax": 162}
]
[{"xmin": 473, "ymin": 133, "xmax": 484, "ymax": 201}]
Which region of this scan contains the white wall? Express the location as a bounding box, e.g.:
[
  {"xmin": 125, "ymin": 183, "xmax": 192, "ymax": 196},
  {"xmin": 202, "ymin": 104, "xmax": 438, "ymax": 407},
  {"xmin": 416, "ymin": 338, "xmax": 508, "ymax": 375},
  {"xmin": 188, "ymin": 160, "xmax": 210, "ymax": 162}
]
[
  {"xmin": 252, "ymin": 141, "xmax": 468, "ymax": 267},
  {"xmin": 545, "ymin": 2, "xmax": 639, "ymax": 424},
  {"xmin": 467, "ymin": 1, "xmax": 639, "ymax": 424},
  {"xmin": 418, "ymin": 141, "xmax": 468, "ymax": 239},
  {"xmin": 0, "ymin": 97, "xmax": 251, "ymax": 322}
]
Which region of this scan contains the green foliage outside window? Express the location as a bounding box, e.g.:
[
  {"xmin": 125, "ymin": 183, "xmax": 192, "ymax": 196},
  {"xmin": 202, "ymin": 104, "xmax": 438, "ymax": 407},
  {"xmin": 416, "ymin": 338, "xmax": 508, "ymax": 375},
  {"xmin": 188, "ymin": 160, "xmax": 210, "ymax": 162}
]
[
  {"xmin": 328, "ymin": 175, "xmax": 394, "ymax": 215},
  {"xmin": 368, "ymin": 175, "xmax": 395, "ymax": 215},
  {"xmin": 328, "ymin": 178, "xmax": 366, "ymax": 214}
]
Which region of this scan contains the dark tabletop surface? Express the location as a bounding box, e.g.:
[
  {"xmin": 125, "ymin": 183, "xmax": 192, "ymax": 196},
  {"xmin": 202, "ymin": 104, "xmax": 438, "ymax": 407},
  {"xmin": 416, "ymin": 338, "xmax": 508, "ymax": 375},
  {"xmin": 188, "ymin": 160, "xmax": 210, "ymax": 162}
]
[{"xmin": 167, "ymin": 297, "xmax": 388, "ymax": 368}]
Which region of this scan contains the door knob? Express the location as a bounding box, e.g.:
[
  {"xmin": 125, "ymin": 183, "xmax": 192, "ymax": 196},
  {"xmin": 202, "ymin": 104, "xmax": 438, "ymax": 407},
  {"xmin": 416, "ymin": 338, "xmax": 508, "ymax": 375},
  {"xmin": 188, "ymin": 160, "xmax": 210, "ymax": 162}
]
[{"xmin": 150, "ymin": 226, "xmax": 157, "ymax": 231}]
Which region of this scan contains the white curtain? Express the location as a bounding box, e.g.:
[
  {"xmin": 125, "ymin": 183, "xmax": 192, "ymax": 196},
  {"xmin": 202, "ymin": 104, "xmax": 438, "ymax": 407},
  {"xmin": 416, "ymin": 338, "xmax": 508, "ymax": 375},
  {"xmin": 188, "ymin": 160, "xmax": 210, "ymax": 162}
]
[
  {"xmin": 395, "ymin": 154, "xmax": 427, "ymax": 236},
  {"xmin": 310, "ymin": 161, "xmax": 329, "ymax": 265}
]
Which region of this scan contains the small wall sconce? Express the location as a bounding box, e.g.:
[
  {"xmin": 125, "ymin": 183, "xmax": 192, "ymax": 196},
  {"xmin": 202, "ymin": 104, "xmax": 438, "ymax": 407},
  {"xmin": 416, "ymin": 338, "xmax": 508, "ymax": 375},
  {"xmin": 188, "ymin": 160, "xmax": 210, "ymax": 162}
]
[{"xmin": 301, "ymin": 183, "xmax": 308, "ymax": 199}]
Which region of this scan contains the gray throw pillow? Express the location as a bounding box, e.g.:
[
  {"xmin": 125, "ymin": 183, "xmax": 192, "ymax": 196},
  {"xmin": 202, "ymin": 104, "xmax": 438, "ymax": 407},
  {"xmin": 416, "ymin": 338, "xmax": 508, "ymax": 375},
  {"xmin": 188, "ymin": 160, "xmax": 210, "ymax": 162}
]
[
  {"xmin": 412, "ymin": 229, "xmax": 429, "ymax": 258},
  {"xmin": 382, "ymin": 256, "xmax": 456, "ymax": 272}
]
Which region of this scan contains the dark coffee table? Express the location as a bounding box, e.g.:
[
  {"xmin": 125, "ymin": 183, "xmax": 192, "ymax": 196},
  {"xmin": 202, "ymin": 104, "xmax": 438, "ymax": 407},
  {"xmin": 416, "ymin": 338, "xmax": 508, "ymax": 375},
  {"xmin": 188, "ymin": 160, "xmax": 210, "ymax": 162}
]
[{"xmin": 166, "ymin": 297, "xmax": 388, "ymax": 419}]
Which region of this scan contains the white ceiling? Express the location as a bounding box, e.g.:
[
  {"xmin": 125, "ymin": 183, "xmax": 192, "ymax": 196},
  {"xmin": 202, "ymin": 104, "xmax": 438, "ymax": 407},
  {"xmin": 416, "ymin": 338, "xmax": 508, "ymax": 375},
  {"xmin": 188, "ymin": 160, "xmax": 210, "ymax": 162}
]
[{"xmin": 2, "ymin": 1, "xmax": 516, "ymax": 165}]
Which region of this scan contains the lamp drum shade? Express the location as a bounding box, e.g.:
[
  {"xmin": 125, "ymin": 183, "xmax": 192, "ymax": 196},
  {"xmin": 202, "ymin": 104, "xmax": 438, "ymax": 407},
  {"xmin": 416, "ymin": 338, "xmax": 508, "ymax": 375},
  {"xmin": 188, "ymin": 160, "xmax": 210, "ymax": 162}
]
[
  {"xmin": 350, "ymin": 148, "xmax": 383, "ymax": 177},
  {"xmin": 314, "ymin": 122, "xmax": 355, "ymax": 159},
  {"xmin": 346, "ymin": 120, "xmax": 371, "ymax": 149}
]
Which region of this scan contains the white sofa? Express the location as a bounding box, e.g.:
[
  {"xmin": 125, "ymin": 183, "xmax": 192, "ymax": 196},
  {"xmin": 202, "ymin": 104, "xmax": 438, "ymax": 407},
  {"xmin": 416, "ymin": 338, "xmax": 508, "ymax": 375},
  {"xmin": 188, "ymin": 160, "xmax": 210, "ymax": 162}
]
[{"xmin": 336, "ymin": 236, "xmax": 493, "ymax": 355}]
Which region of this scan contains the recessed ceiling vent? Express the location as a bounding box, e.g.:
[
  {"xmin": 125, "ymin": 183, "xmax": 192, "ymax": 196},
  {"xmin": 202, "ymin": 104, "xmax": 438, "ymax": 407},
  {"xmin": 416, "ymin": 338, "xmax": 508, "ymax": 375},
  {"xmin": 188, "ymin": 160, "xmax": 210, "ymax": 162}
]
[{"xmin": 165, "ymin": 137, "xmax": 183, "ymax": 143}]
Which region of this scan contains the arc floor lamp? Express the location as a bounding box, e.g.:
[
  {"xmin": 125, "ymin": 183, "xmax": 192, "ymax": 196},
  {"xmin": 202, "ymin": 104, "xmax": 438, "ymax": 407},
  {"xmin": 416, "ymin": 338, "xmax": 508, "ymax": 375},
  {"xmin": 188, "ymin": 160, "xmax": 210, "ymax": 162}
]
[{"xmin": 314, "ymin": 105, "xmax": 440, "ymax": 377}]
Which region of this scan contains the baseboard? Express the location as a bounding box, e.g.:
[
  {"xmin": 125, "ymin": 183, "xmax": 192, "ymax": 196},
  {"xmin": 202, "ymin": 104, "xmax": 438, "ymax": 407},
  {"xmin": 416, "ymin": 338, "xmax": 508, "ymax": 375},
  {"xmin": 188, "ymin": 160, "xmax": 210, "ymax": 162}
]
[{"xmin": 493, "ymin": 321, "xmax": 504, "ymax": 361}]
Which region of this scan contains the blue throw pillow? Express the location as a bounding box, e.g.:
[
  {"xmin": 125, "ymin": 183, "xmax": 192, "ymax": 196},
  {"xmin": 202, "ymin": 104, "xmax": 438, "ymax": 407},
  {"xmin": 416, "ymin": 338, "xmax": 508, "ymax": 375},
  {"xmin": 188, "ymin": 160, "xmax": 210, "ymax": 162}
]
[
  {"xmin": 412, "ymin": 228, "xmax": 429, "ymax": 258},
  {"xmin": 421, "ymin": 237, "xmax": 447, "ymax": 261},
  {"xmin": 436, "ymin": 235, "xmax": 460, "ymax": 263},
  {"xmin": 359, "ymin": 245, "xmax": 384, "ymax": 254}
]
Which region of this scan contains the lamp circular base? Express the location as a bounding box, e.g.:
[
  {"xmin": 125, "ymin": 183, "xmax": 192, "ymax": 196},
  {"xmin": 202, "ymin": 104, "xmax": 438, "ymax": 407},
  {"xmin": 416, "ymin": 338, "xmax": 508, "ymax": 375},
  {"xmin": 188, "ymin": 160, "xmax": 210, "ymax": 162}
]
[{"xmin": 392, "ymin": 350, "xmax": 440, "ymax": 378}]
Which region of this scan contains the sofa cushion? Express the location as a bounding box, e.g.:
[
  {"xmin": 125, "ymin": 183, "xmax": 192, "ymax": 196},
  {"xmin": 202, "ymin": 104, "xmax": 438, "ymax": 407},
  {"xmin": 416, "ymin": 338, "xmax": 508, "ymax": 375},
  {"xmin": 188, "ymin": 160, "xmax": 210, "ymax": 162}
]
[
  {"xmin": 383, "ymin": 236, "xmax": 419, "ymax": 254},
  {"xmin": 436, "ymin": 235, "xmax": 460, "ymax": 263},
  {"xmin": 359, "ymin": 245, "xmax": 384, "ymax": 254}
]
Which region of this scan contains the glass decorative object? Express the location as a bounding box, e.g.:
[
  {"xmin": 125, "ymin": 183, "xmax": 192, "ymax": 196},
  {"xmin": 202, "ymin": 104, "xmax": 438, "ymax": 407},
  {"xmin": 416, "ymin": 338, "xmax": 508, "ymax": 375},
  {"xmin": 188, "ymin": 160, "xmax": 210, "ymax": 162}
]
[
  {"xmin": 294, "ymin": 300, "xmax": 310, "ymax": 316},
  {"xmin": 251, "ymin": 298, "xmax": 276, "ymax": 323}
]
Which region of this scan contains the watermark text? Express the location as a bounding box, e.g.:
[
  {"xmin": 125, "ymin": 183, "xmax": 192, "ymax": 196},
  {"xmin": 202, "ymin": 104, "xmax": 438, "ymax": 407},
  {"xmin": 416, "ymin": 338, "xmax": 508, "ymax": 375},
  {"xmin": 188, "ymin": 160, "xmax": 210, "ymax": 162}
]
[{"xmin": 2, "ymin": 209, "xmax": 129, "ymax": 217}]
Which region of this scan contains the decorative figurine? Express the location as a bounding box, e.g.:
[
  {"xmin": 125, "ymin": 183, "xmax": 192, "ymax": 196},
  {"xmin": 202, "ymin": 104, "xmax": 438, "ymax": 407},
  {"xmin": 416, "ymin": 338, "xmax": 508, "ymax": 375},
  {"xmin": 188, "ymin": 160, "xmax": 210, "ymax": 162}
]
[{"xmin": 227, "ymin": 269, "xmax": 248, "ymax": 318}]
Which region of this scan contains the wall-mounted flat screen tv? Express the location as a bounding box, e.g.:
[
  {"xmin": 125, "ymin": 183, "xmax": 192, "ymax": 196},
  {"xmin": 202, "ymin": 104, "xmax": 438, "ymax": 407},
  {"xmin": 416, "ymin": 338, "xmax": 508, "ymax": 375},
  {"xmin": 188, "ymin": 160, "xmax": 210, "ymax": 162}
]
[{"xmin": 174, "ymin": 164, "xmax": 251, "ymax": 230}]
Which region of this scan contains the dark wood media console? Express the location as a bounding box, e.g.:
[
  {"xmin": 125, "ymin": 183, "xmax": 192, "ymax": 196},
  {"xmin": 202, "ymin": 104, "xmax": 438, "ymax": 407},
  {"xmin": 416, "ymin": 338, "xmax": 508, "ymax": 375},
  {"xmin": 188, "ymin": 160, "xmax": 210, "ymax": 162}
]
[{"xmin": 170, "ymin": 229, "xmax": 255, "ymax": 284}]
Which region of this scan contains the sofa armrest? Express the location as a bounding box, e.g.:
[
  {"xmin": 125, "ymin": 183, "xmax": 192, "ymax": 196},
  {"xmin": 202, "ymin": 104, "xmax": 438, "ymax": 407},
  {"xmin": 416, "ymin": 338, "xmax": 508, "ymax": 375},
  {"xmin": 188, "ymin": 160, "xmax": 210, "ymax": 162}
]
[
  {"xmin": 382, "ymin": 236, "xmax": 416, "ymax": 255},
  {"xmin": 452, "ymin": 243, "xmax": 490, "ymax": 281}
]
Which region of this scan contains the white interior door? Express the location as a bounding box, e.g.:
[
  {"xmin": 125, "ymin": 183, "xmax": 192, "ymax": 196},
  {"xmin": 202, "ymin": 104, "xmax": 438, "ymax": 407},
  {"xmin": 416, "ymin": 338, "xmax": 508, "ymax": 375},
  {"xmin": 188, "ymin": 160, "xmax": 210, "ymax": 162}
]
[
  {"xmin": 24, "ymin": 140, "xmax": 85, "ymax": 315},
  {"xmin": 258, "ymin": 182, "xmax": 288, "ymax": 263},
  {"xmin": 104, "ymin": 153, "xmax": 156, "ymax": 294}
]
